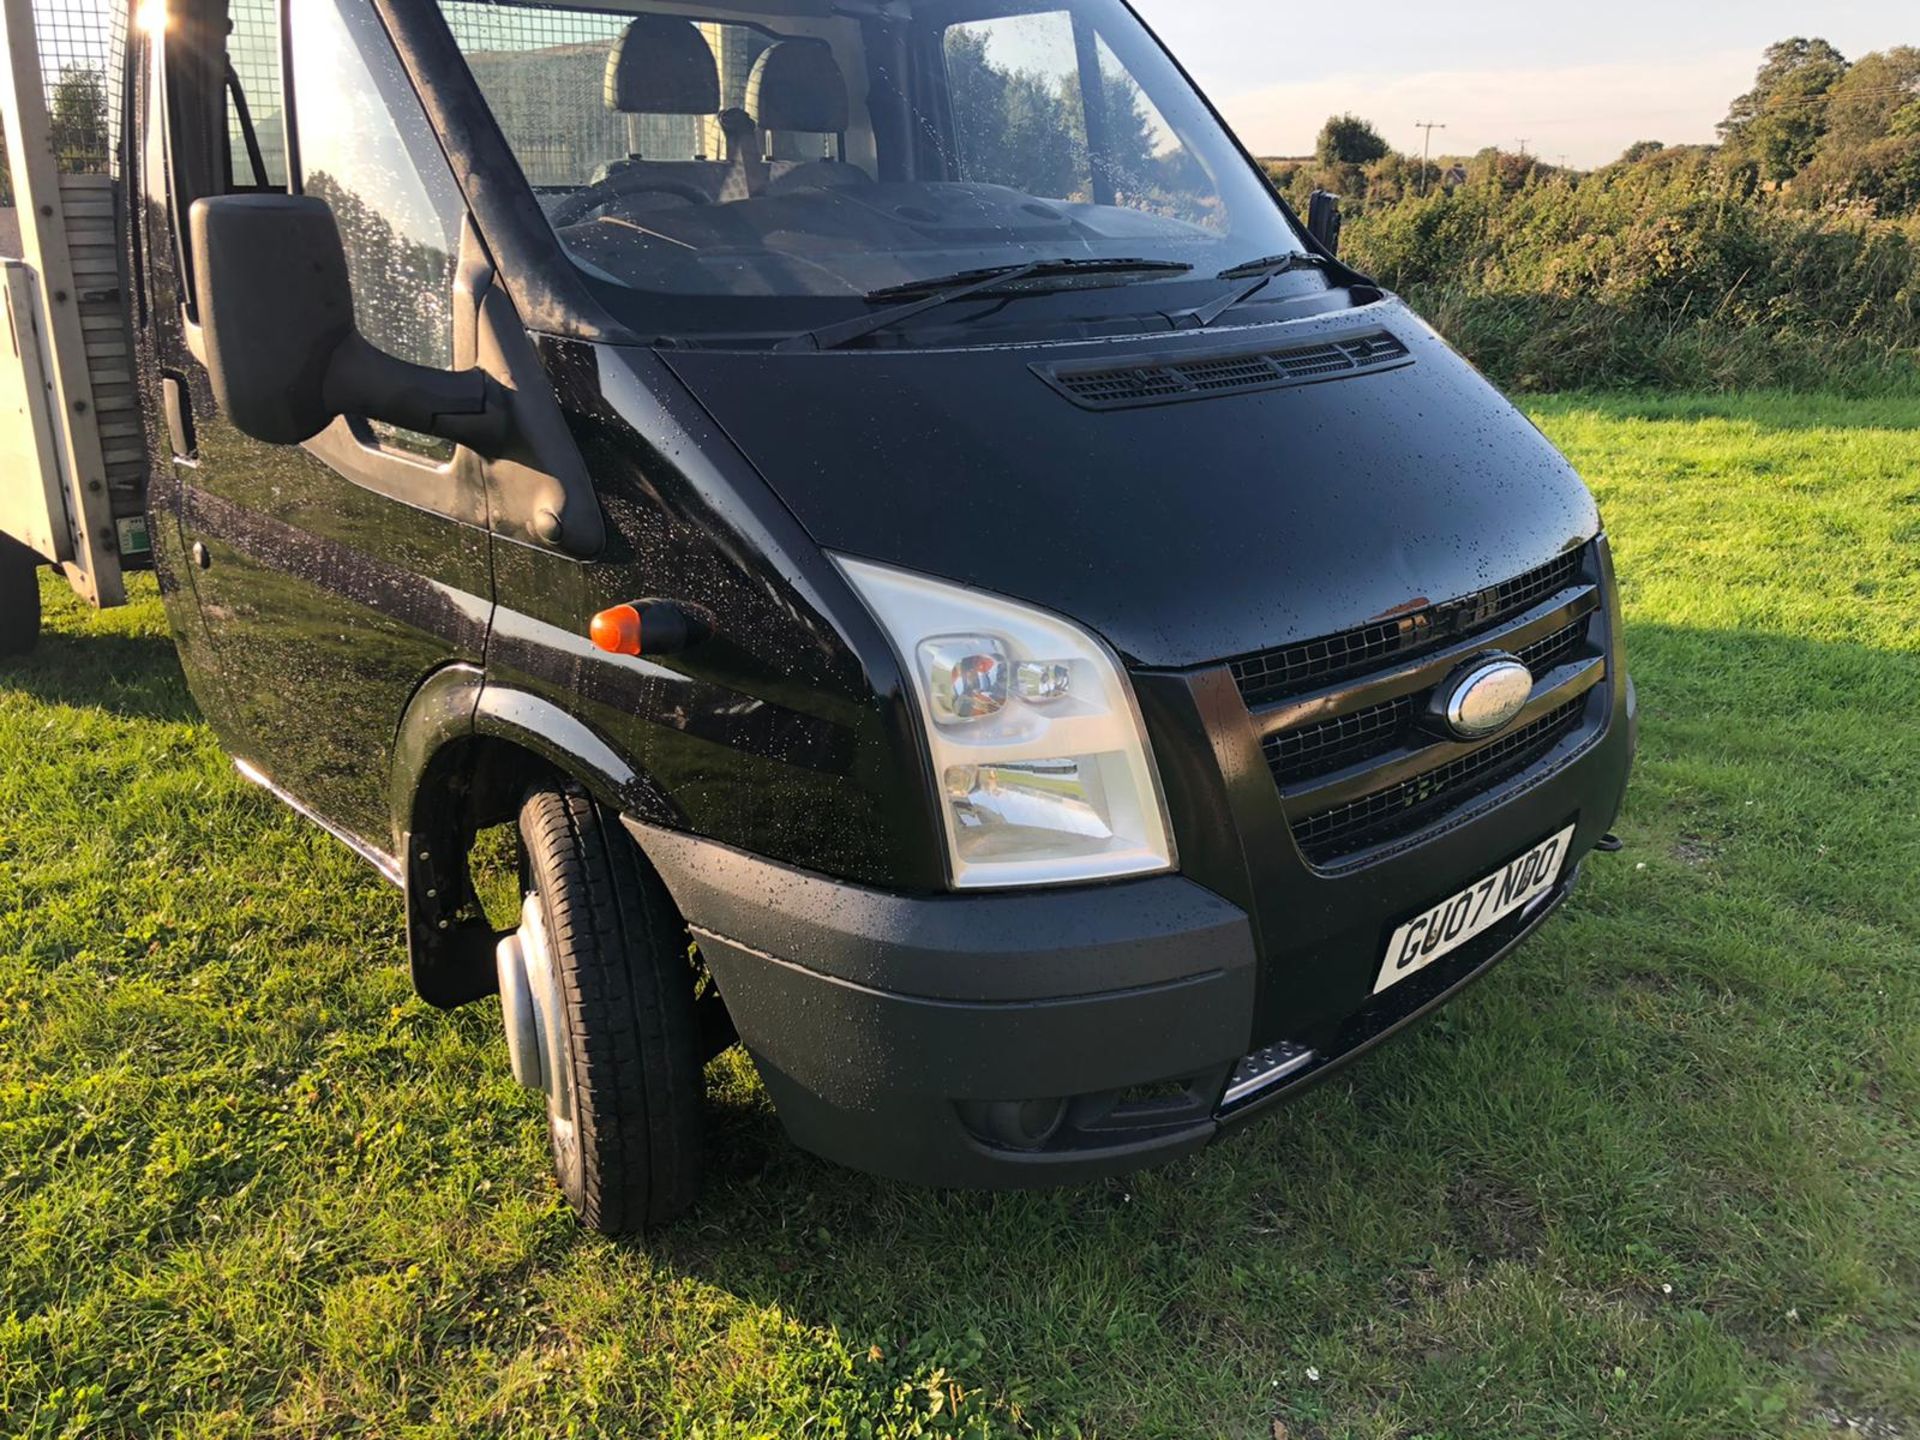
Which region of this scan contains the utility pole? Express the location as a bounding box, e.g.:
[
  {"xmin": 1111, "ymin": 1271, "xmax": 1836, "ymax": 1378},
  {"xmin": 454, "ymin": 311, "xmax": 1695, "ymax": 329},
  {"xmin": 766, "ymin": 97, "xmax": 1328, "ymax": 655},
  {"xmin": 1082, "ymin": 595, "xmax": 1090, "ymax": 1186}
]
[
  {"xmin": 1515, "ymin": 137, "xmax": 1532, "ymax": 159},
  {"xmin": 1415, "ymin": 120, "xmax": 1446, "ymax": 197}
]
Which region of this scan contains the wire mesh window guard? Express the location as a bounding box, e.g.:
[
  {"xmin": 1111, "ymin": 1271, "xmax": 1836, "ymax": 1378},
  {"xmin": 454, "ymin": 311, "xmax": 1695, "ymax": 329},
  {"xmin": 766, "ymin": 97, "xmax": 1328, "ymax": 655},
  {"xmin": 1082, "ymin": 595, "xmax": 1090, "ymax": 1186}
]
[
  {"xmin": 226, "ymin": 0, "xmax": 284, "ymax": 186},
  {"xmin": 438, "ymin": 0, "xmax": 793, "ymax": 187},
  {"xmin": 2, "ymin": 0, "xmax": 283, "ymax": 187},
  {"xmin": 25, "ymin": 0, "xmax": 126, "ymax": 174}
]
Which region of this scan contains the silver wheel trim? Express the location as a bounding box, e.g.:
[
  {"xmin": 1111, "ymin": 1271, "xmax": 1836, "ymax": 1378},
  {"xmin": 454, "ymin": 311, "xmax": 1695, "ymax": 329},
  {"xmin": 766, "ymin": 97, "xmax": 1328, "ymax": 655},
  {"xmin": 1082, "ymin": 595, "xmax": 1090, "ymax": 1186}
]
[{"xmin": 497, "ymin": 892, "xmax": 578, "ymax": 1177}]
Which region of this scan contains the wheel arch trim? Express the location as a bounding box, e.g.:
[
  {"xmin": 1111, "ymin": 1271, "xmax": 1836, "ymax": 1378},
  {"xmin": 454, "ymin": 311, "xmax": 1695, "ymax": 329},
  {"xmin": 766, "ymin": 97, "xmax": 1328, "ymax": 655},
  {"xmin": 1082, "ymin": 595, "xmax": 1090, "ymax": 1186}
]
[
  {"xmin": 389, "ymin": 665, "xmax": 682, "ymax": 1008},
  {"xmin": 390, "ymin": 665, "xmax": 681, "ymax": 842}
]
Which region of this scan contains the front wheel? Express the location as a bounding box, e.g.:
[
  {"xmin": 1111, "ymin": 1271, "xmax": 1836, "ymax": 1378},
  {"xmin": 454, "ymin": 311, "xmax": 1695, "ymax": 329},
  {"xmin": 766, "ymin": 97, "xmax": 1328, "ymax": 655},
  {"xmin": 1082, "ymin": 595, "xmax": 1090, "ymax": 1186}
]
[
  {"xmin": 0, "ymin": 534, "xmax": 40, "ymax": 657},
  {"xmin": 496, "ymin": 783, "xmax": 706, "ymax": 1232}
]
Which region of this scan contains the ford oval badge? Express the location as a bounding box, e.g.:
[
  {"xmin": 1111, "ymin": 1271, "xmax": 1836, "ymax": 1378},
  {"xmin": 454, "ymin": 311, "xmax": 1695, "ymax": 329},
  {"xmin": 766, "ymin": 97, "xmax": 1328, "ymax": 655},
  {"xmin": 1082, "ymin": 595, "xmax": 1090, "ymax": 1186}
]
[{"xmin": 1441, "ymin": 657, "xmax": 1534, "ymax": 740}]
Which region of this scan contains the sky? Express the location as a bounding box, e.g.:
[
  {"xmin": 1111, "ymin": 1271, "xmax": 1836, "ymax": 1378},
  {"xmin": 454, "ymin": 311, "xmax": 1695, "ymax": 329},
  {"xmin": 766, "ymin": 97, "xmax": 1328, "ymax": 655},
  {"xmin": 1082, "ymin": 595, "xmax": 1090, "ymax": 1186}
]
[{"xmin": 1130, "ymin": 0, "xmax": 1914, "ymax": 168}]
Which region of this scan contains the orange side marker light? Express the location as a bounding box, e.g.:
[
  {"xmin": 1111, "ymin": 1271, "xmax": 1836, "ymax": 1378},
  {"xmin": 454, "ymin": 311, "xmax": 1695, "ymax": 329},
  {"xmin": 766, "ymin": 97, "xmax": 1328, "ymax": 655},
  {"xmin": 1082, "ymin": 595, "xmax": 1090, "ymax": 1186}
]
[{"xmin": 589, "ymin": 604, "xmax": 644, "ymax": 656}]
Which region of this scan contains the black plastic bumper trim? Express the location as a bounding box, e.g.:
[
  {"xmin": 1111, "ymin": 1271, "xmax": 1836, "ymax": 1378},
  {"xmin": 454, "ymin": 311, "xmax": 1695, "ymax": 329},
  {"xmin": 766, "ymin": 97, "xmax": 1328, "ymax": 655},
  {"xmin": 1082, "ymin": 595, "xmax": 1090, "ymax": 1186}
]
[{"xmin": 625, "ymin": 819, "xmax": 1257, "ymax": 1005}]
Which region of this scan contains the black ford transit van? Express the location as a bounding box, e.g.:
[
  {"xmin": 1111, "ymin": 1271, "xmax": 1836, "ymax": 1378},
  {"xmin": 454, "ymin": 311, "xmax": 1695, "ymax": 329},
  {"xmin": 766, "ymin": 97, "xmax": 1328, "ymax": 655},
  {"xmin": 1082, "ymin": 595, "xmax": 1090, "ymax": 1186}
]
[{"xmin": 113, "ymin": 0, "xmax": 1631, "ymax": 1230}]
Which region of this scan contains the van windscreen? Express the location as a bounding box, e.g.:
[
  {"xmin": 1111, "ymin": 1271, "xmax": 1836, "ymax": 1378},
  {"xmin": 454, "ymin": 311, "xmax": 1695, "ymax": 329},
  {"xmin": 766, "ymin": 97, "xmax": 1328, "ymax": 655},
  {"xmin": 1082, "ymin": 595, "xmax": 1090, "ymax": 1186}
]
[{"xmin": 437, "ymin": 0, "xmax": 1309, "ymax": 341}]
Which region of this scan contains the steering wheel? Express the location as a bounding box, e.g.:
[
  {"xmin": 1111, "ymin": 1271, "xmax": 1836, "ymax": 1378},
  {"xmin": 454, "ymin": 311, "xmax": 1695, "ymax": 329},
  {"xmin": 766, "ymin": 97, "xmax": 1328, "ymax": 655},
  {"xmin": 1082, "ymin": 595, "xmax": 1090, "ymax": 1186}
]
[{"xmin": 551, "ymin": 174, "xmax": 714, "ymax": 228}]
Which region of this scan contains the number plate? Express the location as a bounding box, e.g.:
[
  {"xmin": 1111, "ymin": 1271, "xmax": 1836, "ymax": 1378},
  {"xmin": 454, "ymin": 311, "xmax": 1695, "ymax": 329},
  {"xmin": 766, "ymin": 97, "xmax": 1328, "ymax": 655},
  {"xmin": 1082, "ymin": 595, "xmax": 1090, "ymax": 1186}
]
[{"xmin": 1375, "ymin": 825, "xmax": 1575, "ymax": 996}]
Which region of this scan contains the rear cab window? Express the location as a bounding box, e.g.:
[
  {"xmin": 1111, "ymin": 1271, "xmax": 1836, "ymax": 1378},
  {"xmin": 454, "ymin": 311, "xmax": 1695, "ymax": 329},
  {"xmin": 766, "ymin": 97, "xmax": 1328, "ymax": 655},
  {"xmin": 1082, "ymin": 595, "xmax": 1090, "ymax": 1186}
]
[{"xmin": 942, "ymin": 11, "xmax": 1221, "ymax": 229}]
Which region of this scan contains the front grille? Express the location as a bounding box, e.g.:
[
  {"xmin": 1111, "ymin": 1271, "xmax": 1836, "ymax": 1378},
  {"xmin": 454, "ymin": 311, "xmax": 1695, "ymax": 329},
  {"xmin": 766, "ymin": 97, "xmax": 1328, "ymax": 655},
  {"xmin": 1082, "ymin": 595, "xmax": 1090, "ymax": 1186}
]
[
  {"xmin": 1230, "ymin": 544, "xmax": 1608, "ymax": 866},
  {"xmin": 1230, "ymin": 550, "xmax": 1584, "ymax": 709},
  {"xmin": 1516, "ymin": 618, "xmax": 1585, "ymax": 674},
  {"xmin": 1290, "ymin": 697, "xmax": 1587, "ymax": 863},
  {"xmin": 1266, "ymin": 695, "xmax": 1413, "ymax": 782},
  {"xmin": 1261, "ymin": 616, "xmax": 1594, "ymax": 790},
  {"xmin": 1233, "ymin": 616, "xmax": 1416, "ymax": 706},
  {"xmin": 1041, "ymin": 330, "xmax": 1411, "ymax": 410}
]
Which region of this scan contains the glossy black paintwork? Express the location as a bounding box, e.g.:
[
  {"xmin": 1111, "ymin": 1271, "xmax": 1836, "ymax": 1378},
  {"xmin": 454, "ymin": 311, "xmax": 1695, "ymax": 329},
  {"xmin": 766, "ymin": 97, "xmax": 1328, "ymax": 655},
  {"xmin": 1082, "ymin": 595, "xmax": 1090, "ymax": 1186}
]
[
  {"xmin": 134, "ymin": 0, "xmax": 935, "ymax": 888},
  {"xmin": 661, "ymin": 303, "xmax": 1599, "ymax": 669},
  {"xmin": 477, "ymin": 336, "xmax": 946, "ymax": 889}
]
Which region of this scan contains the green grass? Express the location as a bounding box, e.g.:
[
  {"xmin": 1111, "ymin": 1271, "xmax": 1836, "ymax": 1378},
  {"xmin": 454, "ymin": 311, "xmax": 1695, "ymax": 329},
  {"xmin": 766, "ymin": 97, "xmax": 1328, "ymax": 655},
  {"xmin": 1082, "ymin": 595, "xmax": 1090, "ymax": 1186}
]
[{"xmin": 3, "ymin": 391, "xmax": 1918, "ymax": 1438}]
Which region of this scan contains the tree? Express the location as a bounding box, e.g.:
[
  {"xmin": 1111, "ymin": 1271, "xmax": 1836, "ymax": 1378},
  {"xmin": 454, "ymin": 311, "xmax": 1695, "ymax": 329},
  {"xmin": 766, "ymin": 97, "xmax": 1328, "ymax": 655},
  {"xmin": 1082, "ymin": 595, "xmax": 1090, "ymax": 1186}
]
[
  {"xmin": 304, "ymin": 172, "xmax": 453, "ymax": 374},
  {"xmin": 942, "ymin": 29, "xmax": 1081, "ymax": 199},
  {"xmin": 1316, "ymin": 114, "xmax": 1389, "ymax": 167},
  {"xmin": 940, "ymin": 31, "xmax": 1214, "ymax": 223},
  {"xmin": 1787, "ymin": 47, "xmax": 1920, "ymax": 212},
  {"xmin": 49, "ymin": 66, "xmax": 108, "ymax": 174},
  {"xmin": 1618, "ymin": 140, "xmax": 1666, "ymax": 165},
  {"xmin": 1819, "ymin": 47, "xmax": 1920, "ymax": 148},
  {"xmin": 1718, "ymin": 38, "xmax": 1849, "ymax": 182},
  {"xmin": 1466, "ymin": 146, "xmax": 1540, "ymax": 192},
  {"xmin": 1064, "ymin": 64, "xmax": 1161, "ymax": 201}
]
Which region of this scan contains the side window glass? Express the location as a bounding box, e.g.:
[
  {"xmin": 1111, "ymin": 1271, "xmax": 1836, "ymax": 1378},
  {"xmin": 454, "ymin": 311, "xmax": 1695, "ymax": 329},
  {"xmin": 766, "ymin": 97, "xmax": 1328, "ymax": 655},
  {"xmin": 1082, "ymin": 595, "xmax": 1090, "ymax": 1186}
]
[
  {"xmin": 942, "ymin": 12, "xmax": 1089, "ymax": 201},
  {"xmin": 941, "ymin": 15, "xmax": 1229, "ymax": 232},
  {"xmin": 290, "ymin": 0, "xmax": 464, "ymax": 421},
  {"xmin": 1091, "ymin": 35, "xmax": 1223, "ymax": 232},
  {"xmin": 226, "ymin": 0, "xmax": 287, "ymax": 188}
]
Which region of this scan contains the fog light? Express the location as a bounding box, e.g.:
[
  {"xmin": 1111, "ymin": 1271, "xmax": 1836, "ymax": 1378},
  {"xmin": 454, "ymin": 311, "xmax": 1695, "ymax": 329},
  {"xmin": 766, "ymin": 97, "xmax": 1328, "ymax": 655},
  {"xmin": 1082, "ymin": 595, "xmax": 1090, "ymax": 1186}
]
[{"xmin": 958, "ymin": 1097, "xmax": 1068, "ymax": 1152}]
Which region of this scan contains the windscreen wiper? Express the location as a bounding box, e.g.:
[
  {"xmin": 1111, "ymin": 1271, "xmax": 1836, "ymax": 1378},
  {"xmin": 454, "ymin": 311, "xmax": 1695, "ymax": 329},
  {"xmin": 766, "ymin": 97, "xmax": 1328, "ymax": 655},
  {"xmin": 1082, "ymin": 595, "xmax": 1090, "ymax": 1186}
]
[
  {"xmin": 1168, "ymin": 251, "xmax": 1332, "ymax": 331},
  {"xmin": 1218, "ymin": 251, "xmax": 1331, "ymax": 281},
  {"xmin": 777, "ymin": 258, "xmax": 1194, "ymax": 353}
]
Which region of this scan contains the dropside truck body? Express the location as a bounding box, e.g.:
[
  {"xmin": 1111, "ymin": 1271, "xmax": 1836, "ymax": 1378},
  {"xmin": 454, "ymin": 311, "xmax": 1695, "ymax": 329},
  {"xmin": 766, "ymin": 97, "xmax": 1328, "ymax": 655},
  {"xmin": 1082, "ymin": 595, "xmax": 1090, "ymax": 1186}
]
[{"xmin": 0, "ymin": 0, "xmax": 148, "ymax": 642}]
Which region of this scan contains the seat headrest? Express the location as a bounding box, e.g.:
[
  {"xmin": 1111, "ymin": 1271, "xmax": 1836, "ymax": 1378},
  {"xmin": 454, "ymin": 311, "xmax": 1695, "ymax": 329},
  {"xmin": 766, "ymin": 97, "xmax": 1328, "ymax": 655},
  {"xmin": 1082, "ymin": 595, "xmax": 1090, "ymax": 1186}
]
[
  {"xmin": 604, "ymin": 16, "xmax": 720, "ymax": 115},
  {"xmin": 746, "ymin": 40, "xmax": 850, "ymax": 134}
]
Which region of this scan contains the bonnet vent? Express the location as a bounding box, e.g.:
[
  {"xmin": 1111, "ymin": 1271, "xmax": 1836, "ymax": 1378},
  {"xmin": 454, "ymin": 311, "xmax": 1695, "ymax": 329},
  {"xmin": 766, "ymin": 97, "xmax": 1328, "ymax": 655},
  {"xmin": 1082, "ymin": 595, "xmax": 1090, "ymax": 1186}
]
[{"xmin": 1039, "ymin": 329, "xmax": 1411, "ymax": 411}]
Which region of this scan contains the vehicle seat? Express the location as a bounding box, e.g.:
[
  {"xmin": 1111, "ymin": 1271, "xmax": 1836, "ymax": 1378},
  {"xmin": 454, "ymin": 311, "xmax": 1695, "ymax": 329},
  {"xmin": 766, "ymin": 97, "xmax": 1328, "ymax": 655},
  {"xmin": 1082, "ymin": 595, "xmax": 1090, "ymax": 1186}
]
[
  {"xmin": 594, "ymin": 16, "xmax": 729, "ymax": 203},
  {"xmin": 745, "ymin": 40, "xmax": 872, "ymax": 195},
  {"xmin": 716, "ymin": 107, "xmax": 769, "ymax": 203}
]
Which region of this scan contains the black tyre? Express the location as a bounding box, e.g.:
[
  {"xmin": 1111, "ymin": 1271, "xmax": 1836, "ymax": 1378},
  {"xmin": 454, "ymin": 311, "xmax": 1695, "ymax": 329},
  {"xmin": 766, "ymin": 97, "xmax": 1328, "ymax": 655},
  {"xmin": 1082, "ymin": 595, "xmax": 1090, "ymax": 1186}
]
[
  {"xmin": 0, "ymin": 534, "xmax": 39, "ymax": 658},
  {"xmin": 514, "ymin": 783, "xmax": 705, "ymax": 1231}
]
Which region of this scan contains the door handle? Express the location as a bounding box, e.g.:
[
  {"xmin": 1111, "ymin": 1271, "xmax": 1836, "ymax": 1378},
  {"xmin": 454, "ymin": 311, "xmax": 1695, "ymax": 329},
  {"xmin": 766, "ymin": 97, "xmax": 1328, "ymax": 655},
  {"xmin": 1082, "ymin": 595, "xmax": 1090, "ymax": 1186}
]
[{"xmin": 163, "ymin": 374, "xmax": 198, "ymax": 461}]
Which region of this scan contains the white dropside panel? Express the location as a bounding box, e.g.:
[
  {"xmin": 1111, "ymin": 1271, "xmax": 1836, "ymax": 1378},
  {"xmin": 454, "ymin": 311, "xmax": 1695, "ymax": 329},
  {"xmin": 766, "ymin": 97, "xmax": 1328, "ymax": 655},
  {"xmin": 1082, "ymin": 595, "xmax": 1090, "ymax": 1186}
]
[
  {"xmin": 0, "ymin": 0, "xmax": 126, "ymax": 606},
  {"xmin": 0, "ymin": 258, "xmax": 69, "ymax": 562}
]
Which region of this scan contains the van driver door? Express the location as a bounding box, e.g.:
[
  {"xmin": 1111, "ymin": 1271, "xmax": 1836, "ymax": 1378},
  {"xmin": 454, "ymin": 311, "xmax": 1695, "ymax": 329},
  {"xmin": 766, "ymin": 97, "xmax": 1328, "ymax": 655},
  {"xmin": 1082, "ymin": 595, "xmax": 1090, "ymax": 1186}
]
[{"xmin": 151, "ymin": 0, "xmax": 495, "ymax": 856}]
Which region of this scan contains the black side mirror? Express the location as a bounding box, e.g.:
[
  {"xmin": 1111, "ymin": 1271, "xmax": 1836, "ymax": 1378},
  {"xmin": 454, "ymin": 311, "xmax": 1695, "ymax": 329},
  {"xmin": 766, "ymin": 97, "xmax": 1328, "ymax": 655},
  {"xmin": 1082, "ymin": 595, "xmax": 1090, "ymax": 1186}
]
[
  {"xmin": 1307, "ymin": 189, "xmax": 1343, "ymax": 257},
  {"xmin": 190, "ymin": 194, "xmax": 510, "ymax": 452}
]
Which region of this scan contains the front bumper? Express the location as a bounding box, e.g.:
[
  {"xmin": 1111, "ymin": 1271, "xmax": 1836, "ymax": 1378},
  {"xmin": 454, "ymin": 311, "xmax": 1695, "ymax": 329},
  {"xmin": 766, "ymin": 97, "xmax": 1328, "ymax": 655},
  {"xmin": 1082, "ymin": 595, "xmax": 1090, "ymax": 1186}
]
[
  {"xmin": 630, "ymin": 738, "xmax": 1616, "ymax": 1190},
  {"xmin": 630, "ymin": 821, "xmax": 1254, "ymax": 1186}
]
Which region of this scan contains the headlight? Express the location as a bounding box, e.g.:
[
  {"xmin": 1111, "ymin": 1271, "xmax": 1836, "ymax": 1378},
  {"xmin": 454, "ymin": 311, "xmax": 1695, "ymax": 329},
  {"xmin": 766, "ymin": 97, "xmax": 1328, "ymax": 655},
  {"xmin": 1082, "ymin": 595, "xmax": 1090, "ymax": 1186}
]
[{"xmin": 834, "ymin": 555, "xmax": 1176, "ymax": 890}]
